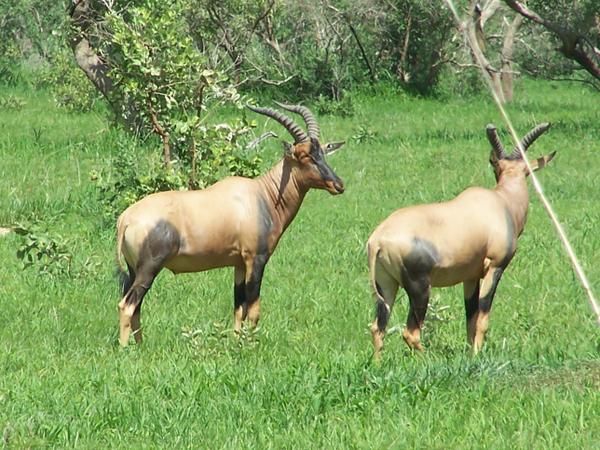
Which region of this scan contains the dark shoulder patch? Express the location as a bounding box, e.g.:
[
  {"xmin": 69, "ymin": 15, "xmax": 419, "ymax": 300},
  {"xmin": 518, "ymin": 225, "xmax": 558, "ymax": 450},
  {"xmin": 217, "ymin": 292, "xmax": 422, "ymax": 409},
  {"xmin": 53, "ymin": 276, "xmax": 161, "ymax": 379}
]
[
  {"xmin": 145, "ymin": 220, "xmax": 181, "ymax": 261},
  {"xmin": 257, "ymin": 195, "xmax": 274, "ymax": 255},
  {"xmin": 403, "ymin": 238, "xmax": 440, "ymax": 275},
  {"xmin": 499, "ymin": 207, "xmax": 516, "ymax": 268}
]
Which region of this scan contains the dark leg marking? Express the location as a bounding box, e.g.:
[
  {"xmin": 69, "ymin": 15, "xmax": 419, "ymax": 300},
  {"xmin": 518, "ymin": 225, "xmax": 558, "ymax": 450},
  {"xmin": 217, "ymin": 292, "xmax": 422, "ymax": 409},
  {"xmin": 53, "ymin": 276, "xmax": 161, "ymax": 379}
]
[
  {"xmin": 401, "ymin": 238, "xmax": 437, "ymax": 331},
  {"xmin": 499, "ymin": 207, "xmax": 516, "ymax": 268},
  {"xmin": 246, "ymin": 254, "xmax": 268, "ymax": 304},
  {"xmin": 464, "ymin": 280, "xmax": 480, "ymax": 323},
  {"xmin": 400, "ymin": 240, "xmax": 435, "ymax": 350},
  {"xmin": 243, "ymin": 255, "xmax": 268, "ymax": 329},
  {"xmin": 234, "ymin": 281, "xmax": 246, "ymax": 312},
  {"xmin": 479, "ymin": 268, "xmax": 504, "ymax": 313},
  {"xmin": 124, "ymin": 220, "xmax": 181, "ymax": 308},
  {"xmin": 375, "ymin": 283, "xmax": 390, "ymax": 332},
  {"xmin": 120, "ymin": 263, "xmax": 136, "ymax": 297},
  {"xmin": 403, "ymin": 276, "xmax": 431, "ymax": 327}
]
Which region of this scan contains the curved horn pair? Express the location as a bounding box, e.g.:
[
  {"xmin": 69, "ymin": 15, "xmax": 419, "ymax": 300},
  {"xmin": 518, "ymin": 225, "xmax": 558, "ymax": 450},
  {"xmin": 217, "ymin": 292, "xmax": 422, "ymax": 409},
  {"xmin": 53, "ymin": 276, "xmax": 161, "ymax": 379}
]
[
  {"xmin": 247, "ymin": 102, "xmax": 320, "ymax": 144},
  {"xmin": 486, "ymin": 123, "xmax": 551, "ymax": 159},
  {"xmin": 274, "ymin": 102, "xmax": 320, "ymax": 139}
]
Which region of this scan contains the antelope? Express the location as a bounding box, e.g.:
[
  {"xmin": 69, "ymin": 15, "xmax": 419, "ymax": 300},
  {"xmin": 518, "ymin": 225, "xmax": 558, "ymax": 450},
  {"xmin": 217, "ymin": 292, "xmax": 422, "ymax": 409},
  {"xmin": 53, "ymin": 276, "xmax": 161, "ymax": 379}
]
[
  {"xmin": 367, "ymin": 123, "xmax": 556, "ymax": 358},
  {"xmin": 116, "ymin": 103, "xmax": 345, "ymax": 346}
]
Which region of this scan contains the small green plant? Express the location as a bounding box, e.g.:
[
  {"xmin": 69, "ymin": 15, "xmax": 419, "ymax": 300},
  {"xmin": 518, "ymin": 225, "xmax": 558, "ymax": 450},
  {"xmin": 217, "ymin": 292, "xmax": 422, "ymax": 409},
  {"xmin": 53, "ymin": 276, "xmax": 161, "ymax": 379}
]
[
  {"xmin": 14, "ymin": 225, "xmax": 73, "ymax": 277},
  {"xmin": 0, "ymin": 94, "xmax": 25, "ymax": 110},
  {"xmin": 31, "ymin": 126, "xmax": 44, "ymax": 145},
  {"xmin": 314, "ymin": 93, "xmax": 355, "ymax": 117},
  {"xmin": 182, "ymin": 321, "xmax": 260, "ymax": 358},
  {"xmin": 352, "ymin": 125, "xmax": 378, "ymax": 143}
]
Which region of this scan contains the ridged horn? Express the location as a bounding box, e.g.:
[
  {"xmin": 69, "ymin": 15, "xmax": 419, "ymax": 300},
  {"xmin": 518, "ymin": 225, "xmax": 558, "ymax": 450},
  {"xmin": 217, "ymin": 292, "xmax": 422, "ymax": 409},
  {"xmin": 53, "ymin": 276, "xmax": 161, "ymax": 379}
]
[
  {"xmin": 274, "ymin": 102, "xmax": 320, "ymax": 139},
  {"xmin": 247, "ymin": 105, "xmax": 308, "ymax": 143},
  {"xmin": 486, "ymin": 124, "xmax": 506, "ymax": 158},
  {"xmin": 512, "ymin": 123, "xmax": 551, "ymax": 158}
]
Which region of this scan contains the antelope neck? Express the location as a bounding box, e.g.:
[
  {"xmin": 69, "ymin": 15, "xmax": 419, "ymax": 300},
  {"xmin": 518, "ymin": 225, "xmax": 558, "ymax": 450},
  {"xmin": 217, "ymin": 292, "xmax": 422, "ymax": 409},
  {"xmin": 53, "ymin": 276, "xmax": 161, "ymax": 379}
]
[
  {"xmin": 257, "ymin": 158, "xmax": 308, "ymax": 234},
  {"xmin": 494, "ymin": 173, "xmax": 529, "ymax": 236}
]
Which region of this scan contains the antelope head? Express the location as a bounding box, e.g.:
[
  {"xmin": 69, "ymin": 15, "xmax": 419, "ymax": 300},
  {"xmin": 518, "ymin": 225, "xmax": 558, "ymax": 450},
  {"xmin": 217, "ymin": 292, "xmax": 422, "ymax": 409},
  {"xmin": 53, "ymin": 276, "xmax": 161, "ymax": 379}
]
[
  {"xmin": 248, "ymin": 102, "xmax": 345, "ymax": 195},
  {"xmin": 486, "ymin": 123, "xmax": 556, "ymax": 182}
]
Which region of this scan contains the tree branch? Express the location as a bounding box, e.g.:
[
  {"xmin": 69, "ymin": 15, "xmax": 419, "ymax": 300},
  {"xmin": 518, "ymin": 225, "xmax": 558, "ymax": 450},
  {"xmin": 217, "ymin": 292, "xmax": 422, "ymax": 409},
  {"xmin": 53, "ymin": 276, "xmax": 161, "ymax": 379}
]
[
  {"xmin": 504, "ymin": 0, "xmax": 600, "ymax": 80},
  {"xmin": 147, "ymin": 96, "xmax": 171, "ymax": 167}
]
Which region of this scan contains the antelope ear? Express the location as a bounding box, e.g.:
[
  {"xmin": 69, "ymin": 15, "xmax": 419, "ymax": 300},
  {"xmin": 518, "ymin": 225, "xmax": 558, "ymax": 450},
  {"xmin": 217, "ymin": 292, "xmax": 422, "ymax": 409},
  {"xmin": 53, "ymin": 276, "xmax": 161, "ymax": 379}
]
[
  {"xmin": 282, "ymin": 141, "xmax": 295, "ymax": 158},
  {"xmin": 324, "ymin": 141, "xmax": 345, "ymax": 156},
  {"xmin": 530, "ymin": 151, "xmax": 557, "ymax": 173}
]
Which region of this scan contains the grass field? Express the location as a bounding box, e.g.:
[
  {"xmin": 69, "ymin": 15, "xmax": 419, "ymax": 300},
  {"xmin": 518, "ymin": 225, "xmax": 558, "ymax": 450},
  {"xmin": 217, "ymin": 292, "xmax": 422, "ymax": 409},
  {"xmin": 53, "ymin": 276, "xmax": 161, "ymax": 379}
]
[{"xmin": 0, "ymin": 79, "xmax": 599, "ymax": 448}]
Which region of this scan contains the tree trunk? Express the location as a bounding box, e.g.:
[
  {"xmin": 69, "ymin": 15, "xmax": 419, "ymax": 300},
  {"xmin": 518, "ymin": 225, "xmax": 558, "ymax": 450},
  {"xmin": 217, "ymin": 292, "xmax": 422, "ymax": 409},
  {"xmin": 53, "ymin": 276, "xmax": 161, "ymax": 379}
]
[
  {"xmin": 500, "ymin": 15, "xmax": 523, "ymax": 102},
  {"xmin": 69, "ymin": 0, "xmax": 113, "ymax": 102},
  {"xmin": 69, "ymin": 0, "xmax": 143, "ymax": 131},
  {"xmin": 469, "ymin": 3, "xmax": 505, "ymax": 103}
]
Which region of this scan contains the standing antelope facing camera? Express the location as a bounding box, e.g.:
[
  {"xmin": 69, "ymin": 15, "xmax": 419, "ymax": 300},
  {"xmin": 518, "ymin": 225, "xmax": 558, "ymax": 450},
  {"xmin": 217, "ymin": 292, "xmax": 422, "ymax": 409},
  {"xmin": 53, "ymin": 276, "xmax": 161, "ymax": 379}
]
[
  {"xmin": 116, "ymin": 103, "xmax": 345, "ymax": 346},
  {"xmin": 368, "ymin": 123, "xmax": 556, "ymax": 358}
]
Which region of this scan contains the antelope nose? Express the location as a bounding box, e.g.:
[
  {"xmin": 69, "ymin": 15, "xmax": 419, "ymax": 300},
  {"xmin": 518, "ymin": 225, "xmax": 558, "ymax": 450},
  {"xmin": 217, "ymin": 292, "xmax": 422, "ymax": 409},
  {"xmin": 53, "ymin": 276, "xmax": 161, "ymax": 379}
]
[{"xmin": 334, "ymin": 180, "xmax": 345, "ymax": 194}]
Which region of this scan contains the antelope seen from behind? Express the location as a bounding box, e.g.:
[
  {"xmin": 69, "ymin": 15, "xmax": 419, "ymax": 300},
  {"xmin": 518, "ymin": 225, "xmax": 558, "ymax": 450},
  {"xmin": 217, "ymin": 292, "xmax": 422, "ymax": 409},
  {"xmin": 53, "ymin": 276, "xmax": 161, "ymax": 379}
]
[
  {"xmin": 116, "ymin": 103, "xmax": 345, "ymax": 346},
  {"xmin": 368, "ymin": 123, "xmax": 556, "ymax": 358}
]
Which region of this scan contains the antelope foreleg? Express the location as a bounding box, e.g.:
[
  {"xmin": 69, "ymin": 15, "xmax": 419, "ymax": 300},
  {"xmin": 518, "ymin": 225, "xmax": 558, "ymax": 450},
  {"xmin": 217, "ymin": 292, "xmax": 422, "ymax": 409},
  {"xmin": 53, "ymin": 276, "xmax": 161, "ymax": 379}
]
[
  {"xmin": 472, "ymin": 267, "xmax": 504, "ymax": 354},
  {"xmin": 370, "ymin": 269, "xmax": 399, "ymax": 360},
  {"xmin": 118, "ymin": 279, "xmax": 153, "ymax": 347},
  {"xmin": 118, "ymin": 298, "xmax": 136, "ymax": 347},
  {"xmin": 245, "ymin": 255, "xmax": 267, "ymax": 329},
  {"xmin": 233, "ymin": 266, "xmax": 246, "ymax": 334},
  {"xmin": 402, "ymin": 278, "xmax": 430, "ymax": 352},
  {"xmin": 463, "ymin": 279, "xmax": 481, "ymax": 346}
]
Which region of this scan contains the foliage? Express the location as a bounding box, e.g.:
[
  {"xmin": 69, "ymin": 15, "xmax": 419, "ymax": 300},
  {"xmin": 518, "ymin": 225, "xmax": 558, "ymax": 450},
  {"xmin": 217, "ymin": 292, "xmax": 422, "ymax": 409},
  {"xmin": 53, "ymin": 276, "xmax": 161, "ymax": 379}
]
[
  {"xmin": 90, "ymin": 130, "xmax": 262, "ymax": 223},
  {"xmin": 0, "ymin": 46, "xmax": 24, "ymax": 87},
  {"xmin": 14, "ymin": 225, "xmax": 73, "ymax": 277},
  {"xmin": 513, "ymin": 0, "xmax": 600, "ymax": 83},
  {"xmin": 526, "ymin": 0, "xmax": 600, "ymax": 33},
  {"xmin": 89, "ymin": 0, "xmax": 261, "ymax": 188},
  {"xmin": 0, "ymin": 94, "xmax": 26, "ymax": 110},
  {"xmin": 0, "ymin": 0, "xmax": 65, "ymax": 85},
  {"xmin": 36, "ymin": 50, "xmax": 100, "ymax": 112},
  {"xmin": 375, "ymin": 0, "xmax": 455, "ymax": 95},
  {"xmin": 352, "ymin": 125, "xmax": 378, "ymax": 143},
  {"xmin": 90, "ymin": 138, "xmax": 188, "ymax": 222},
  {"xmin": 314, "ymin": 93, "xmax": 355, "ymax": 117}
]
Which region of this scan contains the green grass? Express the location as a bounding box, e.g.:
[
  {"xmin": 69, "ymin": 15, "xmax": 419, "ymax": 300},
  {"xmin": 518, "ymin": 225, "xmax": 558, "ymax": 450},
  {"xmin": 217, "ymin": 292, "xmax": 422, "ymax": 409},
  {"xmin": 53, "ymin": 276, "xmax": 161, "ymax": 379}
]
[{"xmin": 0, "ymin": 80, "xmax": 599, "ymax": 448}]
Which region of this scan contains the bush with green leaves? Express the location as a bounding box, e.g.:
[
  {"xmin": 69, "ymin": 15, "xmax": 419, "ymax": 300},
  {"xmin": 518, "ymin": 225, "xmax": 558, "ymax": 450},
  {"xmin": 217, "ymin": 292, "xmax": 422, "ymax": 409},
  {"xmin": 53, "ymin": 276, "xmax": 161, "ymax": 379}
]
[
  {"xmin": 89, "ymin": 138, "xmax": 187, "ymax": 223},
  {"xmin": 14, "ymin": 226, "xmax": 73, "ymax": 277},
  {"xmin": 314, "ymin": 93, "xmax": 355, "ymax": 117},
  {"xmin": 36, "ymin": 51, "xmax": 99, "ymax": 112},
  {"xmin": 86, "ymin": 0, "xmax": 261, "ymax": 191},
  {"xmin": 0, "ymin": 0, "xmax": 65, "ymax": 86},
  {"xmin": 90, "ymin": 129, "xmax": 262, "ymax": 223}
]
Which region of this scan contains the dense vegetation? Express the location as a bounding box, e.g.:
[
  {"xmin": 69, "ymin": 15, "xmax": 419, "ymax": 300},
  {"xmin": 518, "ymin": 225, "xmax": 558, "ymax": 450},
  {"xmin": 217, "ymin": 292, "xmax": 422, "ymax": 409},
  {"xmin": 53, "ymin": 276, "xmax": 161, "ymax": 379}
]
[{"xmin": 0, "ymin": 78, "xmax": 598, "ymax": 447}]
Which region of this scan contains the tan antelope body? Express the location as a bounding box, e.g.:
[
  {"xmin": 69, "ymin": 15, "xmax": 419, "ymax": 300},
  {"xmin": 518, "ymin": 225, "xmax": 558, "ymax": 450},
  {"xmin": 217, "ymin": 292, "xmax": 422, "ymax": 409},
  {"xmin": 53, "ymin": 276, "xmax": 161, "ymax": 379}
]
[
  {"xmin": 116, "ymin": 104, "xmax": 345, "ymax": 346},
  {"xmin": 368, "ymin": 123, "xmax": 556, "ymax": 357}
]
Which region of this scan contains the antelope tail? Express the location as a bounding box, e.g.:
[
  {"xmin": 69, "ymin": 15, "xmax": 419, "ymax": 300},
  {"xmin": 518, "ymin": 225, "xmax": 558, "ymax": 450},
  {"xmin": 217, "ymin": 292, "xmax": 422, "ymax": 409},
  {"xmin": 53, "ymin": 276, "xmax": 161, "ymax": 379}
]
[
  {"xmin": 115, "ymin": 216, "xmax": 127, "ymax": 273},
  {"xmin": 367, "ymin": 241, "xmax": 384, "ymax": 302}
]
